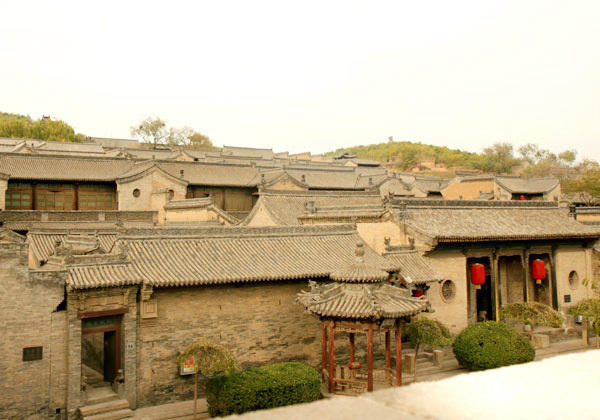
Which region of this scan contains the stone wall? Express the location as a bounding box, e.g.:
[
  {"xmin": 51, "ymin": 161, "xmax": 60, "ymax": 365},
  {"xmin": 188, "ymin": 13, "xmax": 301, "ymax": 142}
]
[
  {"xmin": 423, "ymin": 250, "xmax": 469, "ymax": 333},
  {"xmin": 0, "ymin": 243, "xmax": 67, "ymax": 419},
  {"xmin": 555, "ymin": 245, "xmax": 595, "ymax": 312},
  {"xmin": 356, "ymin": 221, "xmax": 403, "ymax": 255},
  {"xmin": 135, "ymin": 281, "xmax": 322, "ymax": 407}
]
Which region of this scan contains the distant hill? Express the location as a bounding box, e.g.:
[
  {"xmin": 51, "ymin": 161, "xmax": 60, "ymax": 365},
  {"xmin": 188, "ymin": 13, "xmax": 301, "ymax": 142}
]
[
  {"xmin": 328, "ymin": 141, "xmax": 489, "ymax": 173},
  {"xmin": 0, "ymin": 112, "xmax": 85, "ymax": 143}
]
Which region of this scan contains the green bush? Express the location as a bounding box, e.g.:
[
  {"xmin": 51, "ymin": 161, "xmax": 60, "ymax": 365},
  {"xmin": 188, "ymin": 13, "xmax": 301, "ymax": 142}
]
[
  {"xmin": 452, "ymin": 321, "xmax": 535, "ymax": 371},
  {"xmin": 501, "ymin": 302, "xmax": 564, "ymax": 327},
  {"xmin": 205, "ymin": 362, "xmax": 321, "ymax": 417}
]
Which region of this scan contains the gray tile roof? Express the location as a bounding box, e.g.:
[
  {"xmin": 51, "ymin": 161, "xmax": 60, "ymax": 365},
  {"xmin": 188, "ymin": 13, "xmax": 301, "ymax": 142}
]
[
  {"xmin": 244, "ymin": 190, "xmax": 384, "ymax": 225},
  {"xmin": 397, "ymin": 206, "xmax": 600, "ymax": 242},
  {"xmin": 383, "ymin": 248, "xmax": 442, "ymax": 284},
  {"xmin": 67, "ymin": 263, "xmax": 141, "ymax": 290},
  {"xmin": 329, "ymin": 243, "xmax": 390, "ymax": 283},
  {"xmin": 495, "ymin": 176, "xmax": 559, "ymax": 194},
  {"xmin": 0, "ymin": 154, "xmax": 133, "ymax": 181},
  {"xmin": 222, "ymin": 145, "xmax": 275, "ymax": 159},
  {"xmin": 28, "ymin": 232, "xmax": 117, "ymax": 264},
  {"xmin": 119, "ymin": 225, "xmax": 397, "ymax": 287},
  {"xmin": 296, "ymin": 281, "xmax": 428, "ymax": 319}
]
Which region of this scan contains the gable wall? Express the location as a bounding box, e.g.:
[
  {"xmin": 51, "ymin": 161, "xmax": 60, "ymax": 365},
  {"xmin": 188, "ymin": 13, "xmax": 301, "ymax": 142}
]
[{"xmin": 442, "ymin": 179, "xmax": 494, "ymax": 200}]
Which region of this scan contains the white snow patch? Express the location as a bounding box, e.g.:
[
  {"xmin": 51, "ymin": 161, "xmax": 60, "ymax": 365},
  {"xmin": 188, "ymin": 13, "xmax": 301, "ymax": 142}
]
[{"xmin": 226, "ymin": 350, "xmax": 600, "ymax": 420}]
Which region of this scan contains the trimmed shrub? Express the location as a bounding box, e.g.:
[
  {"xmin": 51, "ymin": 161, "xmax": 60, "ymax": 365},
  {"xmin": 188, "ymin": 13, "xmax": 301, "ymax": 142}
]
[
  {"xmin": 205, "ymin": 362, "xmax": 321, "ymax": 417},
  {"xmin": 501, "ymin": 302, "xmax": 564, "ymax": 327},
  {"xmin": 452, "ymin": 321, "xmax": 535, "ymax": 371}
]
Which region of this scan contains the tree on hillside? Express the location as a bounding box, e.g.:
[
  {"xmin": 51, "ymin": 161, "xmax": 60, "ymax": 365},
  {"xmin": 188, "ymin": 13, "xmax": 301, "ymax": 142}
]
[
  {"xmin": 184, "ymin": 132, "xmax": 218, "ymax": 150},
  {"xmin": 131, "ymin": 117, "xmax": 216, "ymax": 150},
  {"xmin": 0, "ymin": 112, "xmax": 84, "ymax": 142},
  {"xmin": 482, "ymin": 142, "xmax": 520, "ymax": 174},
  {"xmin": 518, "ymin": 143, "xmax": 578, "ymax": 178}
]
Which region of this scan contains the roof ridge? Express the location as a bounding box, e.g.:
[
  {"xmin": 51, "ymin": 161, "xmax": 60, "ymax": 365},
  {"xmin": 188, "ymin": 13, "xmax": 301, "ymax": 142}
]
[{"xmin": 120, "ymin": 224, "xmax": 356, "ymax": 239}]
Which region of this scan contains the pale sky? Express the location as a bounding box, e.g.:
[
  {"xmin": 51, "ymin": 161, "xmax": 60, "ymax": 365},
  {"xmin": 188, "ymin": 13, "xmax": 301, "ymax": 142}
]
[{"xmin": 1, "ymin": 1, "xmax": 599, "ymax": 160}]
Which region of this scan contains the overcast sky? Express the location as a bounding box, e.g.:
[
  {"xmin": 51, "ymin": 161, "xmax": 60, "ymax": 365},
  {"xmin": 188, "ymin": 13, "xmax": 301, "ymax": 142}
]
[{"xmin": 1, "ymin": 1, "xmax": 599, "ymax": 160}]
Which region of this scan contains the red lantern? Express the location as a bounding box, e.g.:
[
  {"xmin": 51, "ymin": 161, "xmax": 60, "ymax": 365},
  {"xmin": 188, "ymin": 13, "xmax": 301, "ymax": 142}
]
[
  {"xmin": 470, "ymin": 263, "xmax": 485, "ymax": 289},
  {"xmin": 520, "ymin": 195, "xmax": 525, "ymax": 201},
  {"xmin": 532, "ymin": 259, "xmax": 546, "ymax": 285}
]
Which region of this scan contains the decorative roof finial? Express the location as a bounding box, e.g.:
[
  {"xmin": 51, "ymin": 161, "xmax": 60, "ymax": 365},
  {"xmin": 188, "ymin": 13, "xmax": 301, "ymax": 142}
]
[{"xmin": 355, "ymin": 242, "xmax": 365, "ymax": 263}]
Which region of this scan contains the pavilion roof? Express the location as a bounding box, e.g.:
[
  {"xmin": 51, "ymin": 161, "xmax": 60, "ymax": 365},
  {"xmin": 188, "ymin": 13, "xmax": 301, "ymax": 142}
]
[{"xmin": 296, "ymin": 281, "xmax": 428, "ymax": 319}]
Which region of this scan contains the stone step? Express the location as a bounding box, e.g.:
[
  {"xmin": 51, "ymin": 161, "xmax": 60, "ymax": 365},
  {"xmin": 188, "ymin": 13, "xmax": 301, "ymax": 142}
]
[
  {"xmin": 86, "ymin": 387, "xmax": 120, "ymax": 405},
  {"xmin": 84, "ymin": 408, "xmax": 133, "ymax": 420},
  {"xmin": 79, "ymin": 399, "xmax": 130, "ymax": 417}
]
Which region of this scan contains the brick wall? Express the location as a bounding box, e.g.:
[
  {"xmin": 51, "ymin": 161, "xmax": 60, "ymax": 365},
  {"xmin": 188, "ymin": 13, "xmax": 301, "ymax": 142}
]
[
  {"xmin": 0, "ymin": 244, "xmax": 66, "ymax": 419},
  {"xmin": 135, "ymin": 281, "xmax": 322, "ymax": 407}
]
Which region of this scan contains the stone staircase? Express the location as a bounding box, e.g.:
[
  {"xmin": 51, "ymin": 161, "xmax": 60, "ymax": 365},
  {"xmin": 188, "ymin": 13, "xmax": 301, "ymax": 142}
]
[{"xmin": 77, "ymin": 386, "xmax": 133, "ymax": 420}]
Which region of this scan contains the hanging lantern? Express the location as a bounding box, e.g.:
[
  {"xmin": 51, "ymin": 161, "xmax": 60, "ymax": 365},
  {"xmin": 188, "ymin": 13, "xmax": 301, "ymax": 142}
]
[
  {"xmin": 520, "ymin": 195, "xmax": 525, "ymax": 201},
  {"xmin": 470, "ymin": 263, "xmax": 486, "ymax": 290},
  {"xmin": 532, "ymin": 259, "xmax": 546, "ymax": 285}
]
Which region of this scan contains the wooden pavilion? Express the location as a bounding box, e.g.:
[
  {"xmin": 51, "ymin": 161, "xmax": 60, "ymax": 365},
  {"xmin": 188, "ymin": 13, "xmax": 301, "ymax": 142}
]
[{"xmin": 297, "ymin": 243, "xmax": 429, "ymax": 395}]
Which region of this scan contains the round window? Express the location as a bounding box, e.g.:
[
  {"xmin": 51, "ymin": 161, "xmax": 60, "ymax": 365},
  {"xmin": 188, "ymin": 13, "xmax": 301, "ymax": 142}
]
[
  {"xmin": 441, "ymin": 280, "xmax": 456, "ymax": 302},
  {"xmin": 568, "ymin": 271, "xmax": 579, "ymax": 290},
  {"xmin": 133, "ymin": 188, "xmax": 141, "ymax": 198}
]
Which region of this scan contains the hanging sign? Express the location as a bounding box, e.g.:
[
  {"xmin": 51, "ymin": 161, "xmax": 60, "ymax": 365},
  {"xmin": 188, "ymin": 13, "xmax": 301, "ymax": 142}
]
[{"xmin": 179, "ymin": 355, "xmax": 196, "ymax": 376}]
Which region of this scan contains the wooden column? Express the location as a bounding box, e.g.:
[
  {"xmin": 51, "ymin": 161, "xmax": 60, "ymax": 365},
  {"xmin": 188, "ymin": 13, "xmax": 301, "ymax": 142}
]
[
  {"xmin": 321, "ymin": 322, "xmax": 327, "ymax": 377},
  {"xmin": 367, "ymin": 324, "xmax": 374, "ymax": 392},
  {"xmin": 349, "ymin": 332, "xmax": 356, "ymax": 379},
  {"xmin": 385, "ymin": 330, "xmax": 391, "ymax": 383},
  {"xmin": 328, "ymin": 323, "xmax": 335, "ymax": 393},
  {"xmin": 395, "ymin": 321, "xmax": 402, "ymax": 386}
]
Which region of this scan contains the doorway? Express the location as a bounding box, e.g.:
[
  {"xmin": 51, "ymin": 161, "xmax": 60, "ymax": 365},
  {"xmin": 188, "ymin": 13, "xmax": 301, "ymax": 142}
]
[
  {"xmin": 82, "ymin": 316, "xmax": 121, "ymax": 386},
  {"xmin": 467, "ymin": 257, "xmax": 494, "ymax": 323}
]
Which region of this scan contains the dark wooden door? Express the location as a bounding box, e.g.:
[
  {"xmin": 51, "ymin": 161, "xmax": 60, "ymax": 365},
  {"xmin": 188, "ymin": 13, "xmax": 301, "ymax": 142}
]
[{"xmin": 103, "ymin": 331, "xmax": 117, "ymax": 383}]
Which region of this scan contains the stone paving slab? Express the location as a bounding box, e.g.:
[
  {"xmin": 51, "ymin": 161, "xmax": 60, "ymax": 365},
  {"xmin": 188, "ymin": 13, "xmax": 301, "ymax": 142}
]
[{"xmin": 132, "ymin": 399, "xmax": 208, "ymax": 420}]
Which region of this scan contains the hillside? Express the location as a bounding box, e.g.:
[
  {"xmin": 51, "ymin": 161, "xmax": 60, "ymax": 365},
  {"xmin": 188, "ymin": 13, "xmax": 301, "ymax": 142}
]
[
  {"xmin": 328, "ymin": 141, "xmax": 489, "ymax": 173},
  {"xmin": 0, "ymin": 112, "xmax": 85, "ymax": 143}
]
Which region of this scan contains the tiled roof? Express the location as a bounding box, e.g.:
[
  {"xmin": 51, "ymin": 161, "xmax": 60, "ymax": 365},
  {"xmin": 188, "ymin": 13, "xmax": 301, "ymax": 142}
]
[
  {"xmin": 397, "ymin": 207, "xmax": 600, "ymax": 242},
  {"xmin": 28, "ymin": 232, "xmax": 117, "ymax": 263},
  {"xmin": 0, "ymin": 154, "xmax": 133, "ymax": 181},
  {"xmin": 383, "ymin": 248, "xmax": 442, "ymax": 284},
  {"xmin": 67, "ymin": 263, "xmax": 141, "ymax": 290},
  {"xmin": 222, "ymin": 145, "xmax": 275, "ymax": 159},
  {"xmin": 244, "ymin": 190, "xmax": 383, "ymax": 225},
  {"xmin": 164, "ymin": 197, "xmax": 239, "ymax": 225},
  {"xmin": 296, "ymin": 282, "xmax": 428, "ymax": 319},
  {"xmin": 495, "ymin": 176, "xmax": 559, "ymax": 194},
  {"xmin": 413, "ymin": 177, "xmax": 451, "ymax": 193},
  {"xmin": 120, "ymin": 225, "xmax": 398, "ymax": 287},
  {"xmin": 157, "ymin": 161, "xmax": 260, "ymax": 187},
  {"xmin": 285, "ymin": 168, "xmax": 371, "ymax": 190},
  {"xmin": 330, "ymin": 243, "xmax": 390, "ymax": 283}
]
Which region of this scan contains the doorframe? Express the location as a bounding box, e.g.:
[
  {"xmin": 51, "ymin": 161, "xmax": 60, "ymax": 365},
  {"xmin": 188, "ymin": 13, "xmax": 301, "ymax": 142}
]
[{"xmin": 81, "ymin": 316, "xmax": 122, "ymax": 383}]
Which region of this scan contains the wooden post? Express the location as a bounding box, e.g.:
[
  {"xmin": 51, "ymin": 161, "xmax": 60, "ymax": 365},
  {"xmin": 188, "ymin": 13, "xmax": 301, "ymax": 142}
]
[
  {"xmin": 349, "ymin": 333, "xmax": 355, "ymax": 364},
  {"xmin": 385, "ymin": 330, "xmax": 391, "ymax": 383},
  {"xmin": 328, "ymin": 323, "xmax": 335, "ymax": 393},
  {"xmin": 321, "ymin": 322, "xmax": 327, "ymax": 376},
  {"xmin": 367, "ymin": 324, "xmax": 373, "ymax": 392},
  {"xmin": 395, "ymin": 321, "xmax": 402, "ymax": 386}
]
